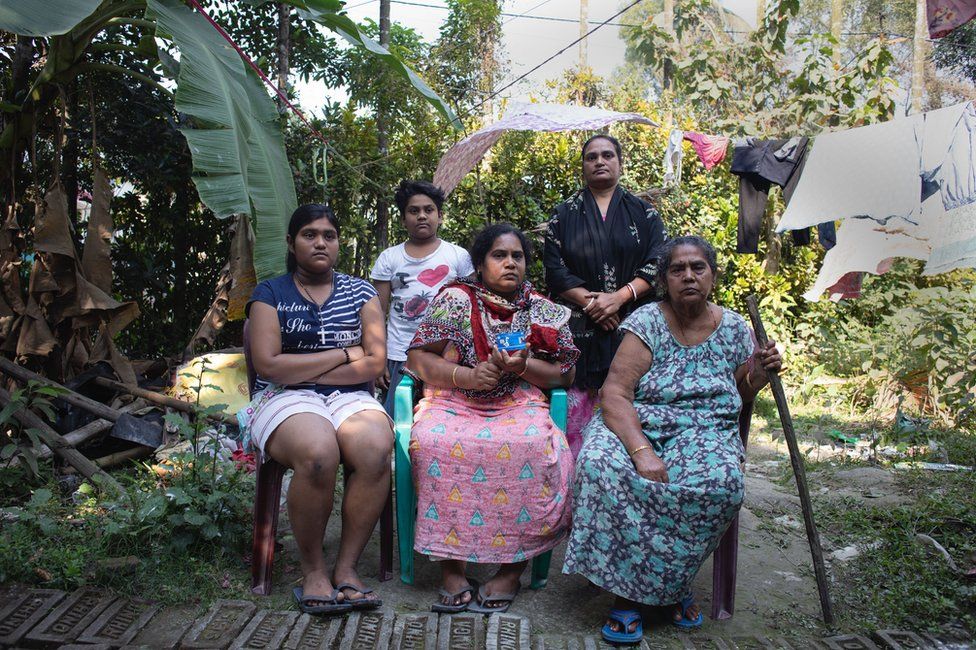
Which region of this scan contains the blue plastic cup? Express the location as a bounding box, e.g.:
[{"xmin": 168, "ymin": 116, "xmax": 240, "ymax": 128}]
[{"xmin": 495, "ymin": 331, "xmax": 527, "ymax": 352}]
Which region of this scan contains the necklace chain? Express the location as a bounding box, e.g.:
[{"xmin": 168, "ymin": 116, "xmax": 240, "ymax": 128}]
[
  {"xmin": 670, "ymin": 303, "xmax": 718, "ymax": 344},
  {"xmin": 295, "ymin": 274, "xmax": 329, "ymax": 345}
]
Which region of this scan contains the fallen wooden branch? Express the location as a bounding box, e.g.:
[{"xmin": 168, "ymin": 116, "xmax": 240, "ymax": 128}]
[
  {"xmin": 0, "ymin": 358, "xmax": 162, "ymax": 446},
  {"xmin": 0, "ymin": 387, "xmax": 122, "ymax": 494},
  {"xmin": 745, "ymin": 295, "xmax": 835, "ymax": 627},
  {"xmin": 0, "ymin": 357, "xmax": 124, "ymax": 423},
  {"xmin": 61, "ymin": 445, "xmax": 151, "ymax": 474},
  {"xmin": 92, "ymin": 376, "xmax": 237, "ymax": 425}
]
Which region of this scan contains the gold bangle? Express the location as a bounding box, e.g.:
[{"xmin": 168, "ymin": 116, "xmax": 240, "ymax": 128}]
[
  {"xmin": 517, "ymin": 361, "xmax": 529, "ymax": 377},
  {"xmin": 628, "ymin": 444, "xmax": 652, "ymax": 458},
  {"xmin": 452, "ymin": 365, "xmax": 461, "ymax": 388}
]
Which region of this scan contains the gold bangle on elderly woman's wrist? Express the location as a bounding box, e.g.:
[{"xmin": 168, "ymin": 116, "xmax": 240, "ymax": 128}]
[{"xmin": 629, "ymin": 444, "xmax": 652, "ymax": 458}]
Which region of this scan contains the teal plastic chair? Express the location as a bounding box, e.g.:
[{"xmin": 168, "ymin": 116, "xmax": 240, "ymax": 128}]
[{"xmin": 394, "ymin": 374, "xmax": 567, "ymax": 589}]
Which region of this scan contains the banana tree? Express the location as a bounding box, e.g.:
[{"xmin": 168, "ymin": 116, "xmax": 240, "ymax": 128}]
[{"xmin": 0, "ymin": 0, "xmax": 459, "ymax": 281}]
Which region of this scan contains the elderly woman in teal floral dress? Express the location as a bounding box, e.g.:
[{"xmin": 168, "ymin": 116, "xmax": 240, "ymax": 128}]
[{"xmin": 562, "ymin": 236, "xmax": 782, "ymax": 642}]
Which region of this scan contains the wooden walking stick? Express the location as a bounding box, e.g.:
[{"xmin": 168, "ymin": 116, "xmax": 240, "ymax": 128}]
[{"xmin": 745, "ymin": 295, "xmax": 835, "ymax": 627}]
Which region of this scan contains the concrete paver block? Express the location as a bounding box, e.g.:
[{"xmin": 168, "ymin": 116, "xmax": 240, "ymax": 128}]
[
  {"xmin": 0, "ymin": 589, "xmax": 65, "ymax": 647},
  {"xmin": 229, "ymin": 608, "xmax": 299, "ymax": 649},
  {"xmin": 393, "ymin": 613, "xmax": 437, "ymax": 650},
  {"xmin": 823, "ymin": 635, "xmax": 881, "ymax": 650},
  {"xmin": 534, "ymin": 634, "xmax": 584, "ymax": 650},
  {"xmin": 729, "ymin": 636, "xmax": 779, "ymax": 649},
  {"xmin": 78, "ymin": 598, "xmax": 160, "ymax": 646},
  {"xmin": 24, "ymin": 587, "xmax": 115, "ymax": 647},
  {"xmin": 486, "ymin": 614, "xmax": 529, "ymax": 650},
  {"xmin": 125, "ymin": 605, "xmax": 197, "ymax": 649},
  {"xmin": 181, "ymin": 599, "xmax": 257, "ymax": 649},
  {"xmin": 339, "ymin": 610, "xmax": 394, "ymax": 650},
  {"xmin": 284, "ymin": 613, "xmax": 345, "ymax": 650},
  {"xmin": 872, "ymin": 630, "xmax": 932, "ymax": 649},
  {"xmin": 437, "ymin": 613, "xmax": 485, "ymax": 650},
  {"xmin": 675, "ymin": 635, "xmax": 733, "ymax": 649},
  {"xmin": 582, "ymin": 633, "xmax": 651, "ymax": 650}
]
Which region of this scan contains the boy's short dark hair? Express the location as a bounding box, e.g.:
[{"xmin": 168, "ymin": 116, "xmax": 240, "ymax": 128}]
[{"xmin": 394, "ymin": 180, "xmax": 446, "ymax": 215}]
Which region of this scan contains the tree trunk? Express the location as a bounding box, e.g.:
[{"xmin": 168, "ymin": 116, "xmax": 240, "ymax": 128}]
[
  {"xmin": 1, "ymin": 37, "xmax": 34, "ymax": 207},
  {"xmin": 579, "ymin": 0, "xmax": 588, "ymax": 70},
  {"xmin": 172, "ymin": 185, "xmax": 189, "ymax": 338},
  {"xmin": 63, "ymin": 81, "xmax": 80, "ymax": 231},
  {"xmin": 830, "ymin": 0, "xmax": 843, "ymax": 69},
  {"xmin": 276, "ymin": 2, "xmax": 291, "ymax": 113},
  {"xmin": 911, "ymin": 0, "xmax": 927, "ymax": 113},
  {"xmin": 375, "ymin": 0, "xmax": 391, "ymax": 253},
  {"xmin": 662, "ymin": 0, "xmax": 675, "ymax": 127}
]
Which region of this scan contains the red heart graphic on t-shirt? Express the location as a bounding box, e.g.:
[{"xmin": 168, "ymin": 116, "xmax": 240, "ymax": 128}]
[{"xmin": 418, "ymin": 264, "xmax": 450, "ymax": 287}]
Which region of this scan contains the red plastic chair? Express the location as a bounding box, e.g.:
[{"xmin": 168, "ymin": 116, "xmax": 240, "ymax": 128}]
[
  {"xmin": 710, "ymin": 400, "xmax": 754, "ymax": 619},
  {"xmin": 244, "ymin": 320, "xmax": 394, "ymax": 595}
]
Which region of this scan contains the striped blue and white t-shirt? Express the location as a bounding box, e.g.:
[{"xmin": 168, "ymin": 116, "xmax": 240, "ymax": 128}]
[{"xmin": 247, "ymin": 272, "xmax": 378, "ymax": 395}]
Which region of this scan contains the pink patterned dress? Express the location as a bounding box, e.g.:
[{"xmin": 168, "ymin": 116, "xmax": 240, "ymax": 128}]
[{"xmin": 407, "ymin": 279, "xmax": 579, "ymax": 563}]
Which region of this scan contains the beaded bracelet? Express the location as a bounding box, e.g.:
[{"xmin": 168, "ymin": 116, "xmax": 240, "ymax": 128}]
[{"xmin": 342, "ymin": 348, "xmax": 351, "ymax": 364}]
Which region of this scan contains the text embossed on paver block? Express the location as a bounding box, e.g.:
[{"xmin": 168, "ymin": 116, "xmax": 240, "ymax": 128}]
[
  {"xmin": 284, "ymin": 613, "xmax": 345, "ymax": 650},
  {"xmin": 25, "ymin": 587, "xmax": 115, "ymax": 646},
  {"xmin": 393, "ymin": 614, "xmax": 437, "ymax": 650},
  {"xmin": 78, "ymin": 598, "xmax": 160, "ymax": 646},
  {"xmin": 181, "ymin": 599, "xmax": 256, "ymax": 649},
  {"xmin": 0, "ymin": 589, "xmax": 66, "ymax": 646},
  {"xmin": 230, "ymin": 609, "xmax": 298, "ymax": 649}
]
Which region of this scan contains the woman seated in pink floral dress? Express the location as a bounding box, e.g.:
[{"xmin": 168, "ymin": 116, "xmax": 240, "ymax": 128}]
[{"xmin": 405, "ymin": 223, "xmax": 579, "ymax": 614}]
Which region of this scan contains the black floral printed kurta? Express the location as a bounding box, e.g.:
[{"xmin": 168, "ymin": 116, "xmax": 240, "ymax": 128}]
[{"xmin": 544, "ymin": 187, "xmax": 667, "ymax": 390}]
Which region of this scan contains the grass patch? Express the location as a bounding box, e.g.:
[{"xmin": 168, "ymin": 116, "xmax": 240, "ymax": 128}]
[
  {"xmin": 0, "ymin": 458, "xmax": 255, "ymax": 606},
  {"xmin": 815, "ymin": 470, "xmax": 976, "ymax": 633}
]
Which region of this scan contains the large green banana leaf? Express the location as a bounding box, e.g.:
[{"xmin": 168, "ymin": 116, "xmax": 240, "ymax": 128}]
[
  {"xmin": 0, "ymin": 0, "xmax": 101, "ymax": 36},
  {"xmin": 283, "ymin": 0, "xmax": 462, "ymax": 131},
  {"xmin": 148, "ymin": 0, "xmax": 295, "ymax": 282}
]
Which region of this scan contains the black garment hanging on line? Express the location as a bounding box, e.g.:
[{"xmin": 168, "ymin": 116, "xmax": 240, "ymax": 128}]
[{"xmin": 730, "ymin": 137, "xmax": 836, "ymax": 253}]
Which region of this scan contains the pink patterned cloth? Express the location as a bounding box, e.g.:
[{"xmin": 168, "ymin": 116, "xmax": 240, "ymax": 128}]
[
  {"xmin": 565, "ymin": 387, "xmax": 600, "ymax": 460},
  {"xmin": 929, "ymin": 0, "xmax": 976, "ymax": 38},
  {"xmin": 433, "ymin": 103, "xmax": 657, "ymax": 195},
  {"xmin": 410, "ymin": 381, "xmax": 573, "ymax": 563},
  {"xmin": 683, "ymin": 131, "xmax": 730, "ymax": 170}
]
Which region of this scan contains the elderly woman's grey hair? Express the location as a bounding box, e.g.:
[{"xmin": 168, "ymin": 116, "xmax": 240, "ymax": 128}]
[{"xmin": 655, "ymin": 236, "xmax": 720, "ymax": 300}]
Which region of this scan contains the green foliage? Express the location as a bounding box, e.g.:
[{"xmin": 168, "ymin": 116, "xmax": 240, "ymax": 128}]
[
  {"xmin": 797, "ymin": 262, "xmax": 976, "ymax": 428},
  {"xmin": 149, "ymin": 0, "xmax": 298, "ymax": 282},
  {"xmin": 0, "ymin": 0, "xmax": 102, "ymax": 37},
  {"xmin": 0, "ymin": 381, "xmax": 65, "ymax": 480},
  {"xmin": 0, "ymin": 359, "xmax": 253, "ymax": 593},
  {"xmin": 622, "ymin": 0, "xmax": 896, "ymax": 133}
]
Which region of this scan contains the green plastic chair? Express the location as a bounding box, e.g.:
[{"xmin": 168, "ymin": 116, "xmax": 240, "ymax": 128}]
[{"xmin": 394, "ymin": 374, "xmax": 567, "ymax": 589}]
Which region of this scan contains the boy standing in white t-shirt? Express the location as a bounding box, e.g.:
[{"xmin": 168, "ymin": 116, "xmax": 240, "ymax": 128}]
[{"xmin": 371, "ymin": 180, "xmax": 474, "ymax": 415}]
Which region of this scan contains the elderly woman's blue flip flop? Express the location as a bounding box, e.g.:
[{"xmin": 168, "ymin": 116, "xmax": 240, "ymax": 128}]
[
  {"xmin": 292, "ymin": 586, "xmax": 352, "ymax": 615},
  {"xmin": 601, "ymin": 608, "xmax": 643, "ymax": 644},
  {"xmin": 672, "ymin": 594, "xmax": 703, "ymax": 629}
]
